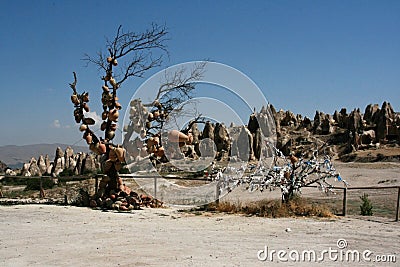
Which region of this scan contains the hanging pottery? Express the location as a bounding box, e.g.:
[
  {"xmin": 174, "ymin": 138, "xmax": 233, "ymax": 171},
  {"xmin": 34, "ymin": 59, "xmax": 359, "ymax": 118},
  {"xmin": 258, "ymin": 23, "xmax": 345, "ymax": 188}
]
[
  {"xmin": 79, "ymin": 124, "xmax": 88, "ymax": 132},
  {"xmin": 102, "ymin": 85, "xmax": 109, "ymax": 92},
  {"xmin": 147, "ymin": 144, "xmax": 156, "ymax": 153},
  {"xmin": 147, "ymin": 137, "xmax": 157, "ymax": 146},
  {"xmin": 84, "ymin": 133, "xmax": 92, "ymax": 144},
  {"xmin": 74, "ymin": 115, "xmax": 82, "ymax": 123},
  {"xmin": 109, "ymin": 77, "xmax": 117, "ymax": 88},
  {"xmin": 115, "ymin": 102, "xmax": 122, "ymax": 110},
  {"xmin": 115, "ymin": 146, "xmax": 126, "ymax": 163},
  {"xmin": 107, "ymin": 56, "xmax": 113, "ymax": 63},
  {"xmin": 83, "ymin": 117, "xmax": 96, "ymax": 125},
  {"xmin": 154, "ymin": 136, "xmax": 160, "ymax": 145},
  {"xmin": 108, "ymin": 109, "xmax": 119, "ymax": 122},
  {"xmin": 112, "ymin": 59, "xmax": 118, "ymax": 66},
  {"xmin": 106, "ymin": 130, "xmax": 115, "ymax": 140},
  {"xmin": 102, "ymin": 111, "xmax": 108, "ymax": 120},
  {"xmin": 104, "ymin": 74, "xmax": 111, "ymax": 81},
  {"xmin": 82, "ymin": 92, "xmax": 89, "ymax": 102},
  {"xmin": 153, "ymin": 99, "xmax": 161, "ymax": 108},
  {"xmin": 71, "ymin": 94, "xmax": 80, "ymax": 105},
  {"xmin": 89, "ymin": 142, "xmax": 100, "ymax": 154},
  {"xmin": 100, "ymin": 121, "xmax": 107, "ymax": 131},
  {"xmin": 168, "ymin": 130, "xmax": 189, "ymax": 143},
  {"xmin": 83, "ymin": 103, "xmax": 90, "ymax": 112},
  {"xmin": 109, "ymin": 148, "xmax": 118, "ymax": 162},
  {"xmin": 154, "ymin": 146, "xmax": 165, "ymax": 157},
  {"xmin": 98, "ymin": 142, "xmax": 107, "ymax": 154}
]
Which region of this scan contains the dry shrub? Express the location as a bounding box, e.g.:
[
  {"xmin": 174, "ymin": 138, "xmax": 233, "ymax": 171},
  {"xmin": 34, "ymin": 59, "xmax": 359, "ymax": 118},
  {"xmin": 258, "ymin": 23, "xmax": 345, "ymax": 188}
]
[{"xmin": 211, "ymin": 196, "xmax": 333, "ymax": 218}]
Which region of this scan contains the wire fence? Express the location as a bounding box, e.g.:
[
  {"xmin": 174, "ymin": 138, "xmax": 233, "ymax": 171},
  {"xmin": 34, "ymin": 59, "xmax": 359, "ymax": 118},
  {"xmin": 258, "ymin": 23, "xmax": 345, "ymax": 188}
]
[
  {"xmin": 1, "ymin": 175, "xmax": 399, "ymax": 221},
  {"xmin": 303, "ymin": 185, "xmax": 400, "ymax": 221}
]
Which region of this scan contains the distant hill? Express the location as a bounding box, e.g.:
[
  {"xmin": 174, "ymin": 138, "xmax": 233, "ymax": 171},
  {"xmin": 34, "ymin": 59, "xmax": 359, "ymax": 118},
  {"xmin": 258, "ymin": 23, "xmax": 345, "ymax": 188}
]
[{"xmin": 0, "ymin": 143, "xmax": 89, "ymax": 169}]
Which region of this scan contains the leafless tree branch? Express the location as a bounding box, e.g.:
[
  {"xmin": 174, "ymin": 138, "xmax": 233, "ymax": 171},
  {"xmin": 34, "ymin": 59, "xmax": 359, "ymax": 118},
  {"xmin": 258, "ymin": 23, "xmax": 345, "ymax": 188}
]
[{"xmin": 82, "ymin": 24, "xmax": 168, "ymax": 87}]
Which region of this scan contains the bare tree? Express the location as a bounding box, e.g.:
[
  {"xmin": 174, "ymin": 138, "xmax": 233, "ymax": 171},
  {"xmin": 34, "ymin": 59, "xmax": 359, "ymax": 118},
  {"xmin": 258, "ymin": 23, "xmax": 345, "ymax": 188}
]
[
  {"xmin": 123, "ymin": 62, "xmax": 208, "ymax": 164},
  {"xmin": 68, "ymin": 24, "xmax": 168, "ymax": 197}
]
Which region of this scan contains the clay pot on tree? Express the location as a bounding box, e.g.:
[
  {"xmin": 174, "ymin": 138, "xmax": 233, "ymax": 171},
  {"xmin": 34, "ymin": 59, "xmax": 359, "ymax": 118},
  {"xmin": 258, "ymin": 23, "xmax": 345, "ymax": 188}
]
[
  {"xmin": 98, "ymin": 142, "xmax": 107, "ymax": 154},
  {"xmin": 154, "ymin": 146, "xmax": 165, "ymax": 157},
  {"xmin": 83, "ymin": 103, "xmax": 90, "ymax": 112},
  {"xmin": 71, "ymin": 94, "xmax": 80, "ymax": 105},
  {"xmin": 84, "ymin": 132, "xmax": 93, "ymax": 144},
  {"xmin": 102, "ymin": 85, "xmax": 109, "ymax": 92},
  {"xmin": 115, "ymin": 146, "xmax": 126, "ymax": 163},
  {"xmin": 108, "ymin": 109, "xmax": 119, "ymax": 122},
  {"xmin": 106, "ymin": 130, "xmax": 116, "ymax": 140},
  {"xmin": 102, "ymin": 111, "xmax": 108, "ymax": 120},
  {"xmin": 168, "ymin": 130, "xmax": 189, "ymax": 143},
  {"xmin": 82, "ymin": 92, "xmax": 89, "ymax": 102},
  {"xmin": 79, "ymin": 124, "xmax": 88, "ymax": 132}
]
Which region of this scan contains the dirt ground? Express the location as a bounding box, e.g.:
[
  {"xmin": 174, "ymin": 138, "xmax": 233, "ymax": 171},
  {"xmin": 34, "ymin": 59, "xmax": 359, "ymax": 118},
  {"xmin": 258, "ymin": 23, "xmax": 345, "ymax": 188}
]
[{"xmin": 1, "ymin": 162, "xmax": 400, "ymax": 266}]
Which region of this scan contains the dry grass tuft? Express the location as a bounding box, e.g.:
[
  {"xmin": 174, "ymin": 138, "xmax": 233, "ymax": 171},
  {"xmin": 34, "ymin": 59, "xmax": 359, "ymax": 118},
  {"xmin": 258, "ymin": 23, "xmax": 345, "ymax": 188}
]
[{"xmin": 206, "ymin": 196, "xmax": 334, "ymax": 218}]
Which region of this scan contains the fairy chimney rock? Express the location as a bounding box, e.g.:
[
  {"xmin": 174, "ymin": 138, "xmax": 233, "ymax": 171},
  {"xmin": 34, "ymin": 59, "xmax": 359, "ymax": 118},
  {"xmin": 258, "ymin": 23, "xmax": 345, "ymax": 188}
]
[
  {"xmin": 202, "ymin": 121, "xmax": 214, "ymax": 140},
  {"xmin": 28, "ymin": 157, "xmax": 41, "ymax": 176},
  {"xmin": 81, "ymin": 154, "xmax": 97, "ymax": 174},
  {"xmin": 37, "ymin": 155, "xmax": 47, "ymax": 175}
]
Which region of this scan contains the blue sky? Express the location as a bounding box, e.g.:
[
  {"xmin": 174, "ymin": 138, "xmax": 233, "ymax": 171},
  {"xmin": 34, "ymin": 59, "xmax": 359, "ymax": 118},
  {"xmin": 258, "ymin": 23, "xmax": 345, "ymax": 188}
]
[{"xmin": 0, "ymin": 0, "xmax": 399, "ymax": 146}]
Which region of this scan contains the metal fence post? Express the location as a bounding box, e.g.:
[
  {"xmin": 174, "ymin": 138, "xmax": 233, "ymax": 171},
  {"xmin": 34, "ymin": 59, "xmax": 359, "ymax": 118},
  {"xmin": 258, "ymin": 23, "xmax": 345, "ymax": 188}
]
[
  {"xmin": 154, "ymin": 176, "xmax": 157, "ymax": 200},
  {"xmin": 396, "ymin": 187, "xmax": 400, "ymax": 222},
  {"xmin": 95, "ymin": 176, "xmax": 99, "ymax": 195},
  {"xmin": 342, "ymin": 188, "xmax": 347, "ymax": 216},
  {"xmin": 215, "ymin": 180, "xmax": 220, "ymax": 205}
]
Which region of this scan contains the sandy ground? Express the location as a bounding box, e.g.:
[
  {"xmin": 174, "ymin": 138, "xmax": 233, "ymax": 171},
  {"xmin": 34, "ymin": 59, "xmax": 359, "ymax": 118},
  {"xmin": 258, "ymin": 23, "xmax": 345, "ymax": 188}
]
[
  {"xmin": 1, "ymin": 162, "xmax": 400, "ymax": 267},
  {"xmin": 0, "ymin": 204, "xmax": 399, "ymax": 267}
]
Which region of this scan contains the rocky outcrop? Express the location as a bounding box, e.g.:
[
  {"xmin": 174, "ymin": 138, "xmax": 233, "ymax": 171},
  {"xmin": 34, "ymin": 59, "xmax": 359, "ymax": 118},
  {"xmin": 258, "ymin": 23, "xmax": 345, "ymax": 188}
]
[
  {"xmin": 64, "ymin": 146, "xmax": 75, "ymax": 170},
  {"xmin": 202, "ymin": 121, "xmax": 214, "ymax": 140},
  {"xmin": 364, "ymin": 104, "xmax": 380, "ymax": 124},
  {"xmin": 81, "ymin": 154, "xmax": 97, "ymax": 174},
  {"xmin": 37, "ymin": 155, "xmax": 48, "ymax": 175},
  {"xmin": 52, "ymin": 147, "xmax": 65, "ymax": 176},
  {"xmin": 250, "ymin": 101, "xmax": 399, "ymax": 159},
  {"xmin": 0, "ymin": 160, "xmax": 8, "ymax": 173},
  {"xmin": 375, "ymin": 102, "xmax": 396, "ymax": 141},
  {"xmin": 313, "ymin": 111, "xmax": 334, "ymax": 135},
  {"xmin": 214, "ymin": 123, "xmax": 230, "ymax": 153},
  {"xmin": 28, "ymin": 157, "xmax": 41, "ymax": 176},
  {"xmin": 348, "ymin": 108, "xmax": 363, "ymax": 133},
  {"xmin": 233, "ymin": 126, "xmax": 254, "ymax": 161},
  {"xmin": 17, "ymin": 147, "xmax": 101, "ymax": 177}
]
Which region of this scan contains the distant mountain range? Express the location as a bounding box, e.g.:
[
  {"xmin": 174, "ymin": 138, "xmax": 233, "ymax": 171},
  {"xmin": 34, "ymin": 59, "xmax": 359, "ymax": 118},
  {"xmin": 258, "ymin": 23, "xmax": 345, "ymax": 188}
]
[{"xmin": 0, "ymin": 143, "xmax": 89, "ymax": 169}]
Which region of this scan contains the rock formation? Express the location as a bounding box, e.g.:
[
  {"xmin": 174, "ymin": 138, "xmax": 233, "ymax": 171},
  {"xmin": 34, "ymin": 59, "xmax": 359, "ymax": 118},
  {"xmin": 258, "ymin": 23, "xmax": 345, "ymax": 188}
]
[{"xmin": 0, "ymin": 160, "xmax": 8, "ymax": 173}]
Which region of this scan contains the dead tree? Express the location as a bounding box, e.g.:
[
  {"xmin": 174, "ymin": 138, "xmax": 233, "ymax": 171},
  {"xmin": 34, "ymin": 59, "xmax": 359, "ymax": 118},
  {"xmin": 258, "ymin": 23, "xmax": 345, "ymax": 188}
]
[
  {"xmin": 68, "ymin": 24, "xmax": 168, "ymax": 197},
  {"xmin": 123, "ymin": 62, "xmax": 207, "ymax": 164}
]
